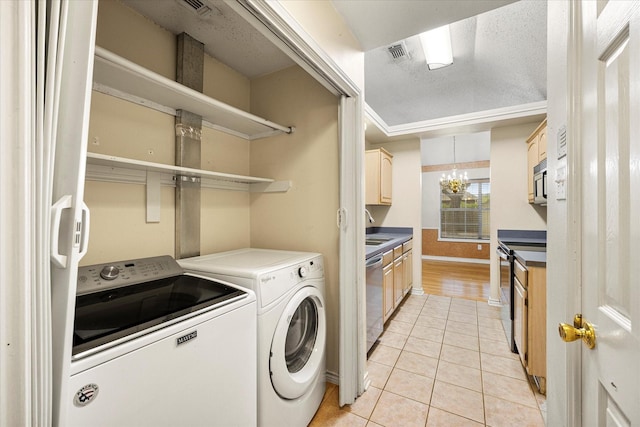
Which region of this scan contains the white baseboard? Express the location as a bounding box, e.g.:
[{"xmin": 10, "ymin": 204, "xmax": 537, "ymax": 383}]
[
  {"xmin": 487, "ymin": 298, "xmax": 502, "ymax": 307},
  {"xmin": 325, "ymin": 370, "xmax": 339, "ymax": 385},
  {"xmin": 422, "ymin": 255, "xmax": 490, "ymax": 265},
  {"xmin": 410, "ymin": 286, "xmax": 425, "ymax": 296}
]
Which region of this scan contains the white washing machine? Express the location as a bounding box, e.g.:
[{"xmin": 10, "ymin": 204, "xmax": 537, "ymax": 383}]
[
  {"xmin": 179, "ymin": 248, "xmax": 326, "ymax": 427},
  {"xmin": 67, "ymin": 255, "xmax": 257, "ymax": 427}
]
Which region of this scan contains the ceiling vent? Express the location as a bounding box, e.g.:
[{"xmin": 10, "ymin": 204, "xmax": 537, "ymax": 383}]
[
  {"xmin": 177, "ymin": 0, "xmax": 213, "ymax": 17},
  {"xmin": 387, "ymin": 42, "xmax": 411, "ymax": 61}
]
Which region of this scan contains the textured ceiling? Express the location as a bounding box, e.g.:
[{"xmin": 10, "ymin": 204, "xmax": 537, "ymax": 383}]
[
  {"xmin": 331, "ymin": 0, "xmax": 516, "ymax": 51},
  {"xmin": 122, "ymin": 0, "xmax": 295, "ymax": 78},
  {"xmin": 361, "ymin": 0, "xmax": 547, "ymax": 126},
  {"xmin": 120, "ymin": 0, "xmax": 546, "ymax": 131}
]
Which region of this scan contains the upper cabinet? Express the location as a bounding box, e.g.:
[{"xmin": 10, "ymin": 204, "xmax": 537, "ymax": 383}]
[
  {"xmin": 365, "ymin": 148, "xmax": 393, "ymax": 205},
  {"xmin": 526, "ymin": 119, "xmax": 547, "ymax": 203}
]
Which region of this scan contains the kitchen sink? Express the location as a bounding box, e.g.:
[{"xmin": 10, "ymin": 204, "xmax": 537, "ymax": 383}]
[{"xmin": 365, "ymin": 237, "xmax": 393, "ymax": 246}]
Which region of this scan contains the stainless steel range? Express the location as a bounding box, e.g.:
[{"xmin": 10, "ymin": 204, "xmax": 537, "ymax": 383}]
[{"xmin": 496, "ymin": 230, "xmax": 546, "ymax": 353}]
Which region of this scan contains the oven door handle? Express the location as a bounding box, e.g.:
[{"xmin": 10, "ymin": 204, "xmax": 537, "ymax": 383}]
[{"xmin": 496, "ymin": 246, "xmax": 513, "ymax": 262}]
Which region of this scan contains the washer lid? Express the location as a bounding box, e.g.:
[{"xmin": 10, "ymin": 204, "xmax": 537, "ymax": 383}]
[
  {"xmin": 73, "ymin": 274, "xmax": 247, "ymax": 356},
  {"xmin": 178, "ymin": 248, "xmax": 320, "ymax": 278}
]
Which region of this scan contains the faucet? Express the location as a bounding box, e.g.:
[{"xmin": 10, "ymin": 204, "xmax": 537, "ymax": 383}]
[{"xmin": 365, "ymin": 209, "xmax": 375, "ymax": 223}]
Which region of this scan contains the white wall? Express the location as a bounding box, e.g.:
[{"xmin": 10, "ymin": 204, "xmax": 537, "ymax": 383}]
[
  {"xmin": 278, "ymin": 0, "xmax": 365, "ymax": 90},
  {"xmin": 545, "ymin": 1, "xmax": 570, "ymax": 424},
  {"xmin": 366, "ymin": 138, "xmax": 423, "ymax": 293},
  {"xmin": 249, "ymin": 65, "xmax": 341, "ymax": 374},
  {"xmin": 421, "ymin": 132, "xmax": 490, "ymax": 165},
  {"xmin": 83, "ymin": 1, "xmax": 253, "ymax": 265},
  {"xmin": 489, "ymin": 123, "xmax": 547, "ymax": 301}
]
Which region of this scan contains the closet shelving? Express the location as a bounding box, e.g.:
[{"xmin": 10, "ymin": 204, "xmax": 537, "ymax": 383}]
[
  {"xmin": 86, "ymin": 46, "xmax": 292, "ymax": 220},
  {"xmin": 92, "ymin": 46, "xmax": 293, "ymax": 140}
]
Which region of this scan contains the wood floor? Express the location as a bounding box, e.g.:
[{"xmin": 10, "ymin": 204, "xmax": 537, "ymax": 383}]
[{"xmin": 421, "ymin": 259, "xmax": 491, "ymax": 302}]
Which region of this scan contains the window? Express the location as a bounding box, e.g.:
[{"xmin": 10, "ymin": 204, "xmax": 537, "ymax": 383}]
[{"xmin": 440, "ymin": 178, "xmax": 490, "ymax": 240}]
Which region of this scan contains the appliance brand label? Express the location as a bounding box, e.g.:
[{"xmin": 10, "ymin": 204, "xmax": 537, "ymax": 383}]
[
  {"xmin": 260, "ymin": 275, "xmax": 276, "ymax": 284},
  {"xmin": 176, "ymin": 330, "xmax": 197, "ymax": 346},
  {"xmin": 74, "ymin": 384, "xmax": 99, "ymax": 407}
]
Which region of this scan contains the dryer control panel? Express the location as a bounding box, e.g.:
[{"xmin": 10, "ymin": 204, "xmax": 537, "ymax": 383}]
[
  {"xmin": 258, "ymin": 255, "xmax": 324, "ymax": 308},
  {"xmin": 76, "ymin": 255, "xmax": 184, "ymax": 296}
]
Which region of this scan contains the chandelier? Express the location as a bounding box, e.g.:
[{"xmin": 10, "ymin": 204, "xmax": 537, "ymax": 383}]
[{"xmin": 440, "ymin": 137, "xmax": 468, "ymax": 194}]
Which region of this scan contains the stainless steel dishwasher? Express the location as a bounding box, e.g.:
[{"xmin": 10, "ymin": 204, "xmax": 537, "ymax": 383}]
[{"xmin": 366, "ymin": 255, "xmax": 384, "ymax": 354}]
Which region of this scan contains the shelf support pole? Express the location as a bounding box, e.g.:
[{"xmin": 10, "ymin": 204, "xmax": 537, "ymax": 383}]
[{"xmin": 175, "ymin": 32, "xmax": 203, "ymax": 259}]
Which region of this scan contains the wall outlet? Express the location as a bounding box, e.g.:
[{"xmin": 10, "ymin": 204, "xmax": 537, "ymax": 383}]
[{"xmin": 477, "ymin": 244, "xmax": 482, "ymax": 250}]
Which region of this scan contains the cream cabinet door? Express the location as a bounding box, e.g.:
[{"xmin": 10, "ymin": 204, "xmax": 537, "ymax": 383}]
[
  {"xmin": 380, "ymin": 150, "xmax": 392, "ymax": 204},
  {"xmin": 382, "ymin": 263, "xmax": 394, "ymax": 322},
  {"xmin": 526, "ymin": 137, "xmax": 538, "ymax": 203}
]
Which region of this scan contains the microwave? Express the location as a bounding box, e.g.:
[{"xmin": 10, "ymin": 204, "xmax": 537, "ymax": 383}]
[{"xmin": 533, "ymin": 158, "xmax": 547, "ymax": 205}]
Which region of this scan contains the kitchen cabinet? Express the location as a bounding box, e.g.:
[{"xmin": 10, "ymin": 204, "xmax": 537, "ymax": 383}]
[
  {"xmin": 513, "ymin": 258, "xmax": 547, "ymax": 393},
  {"xmin": 365, "ymin": 148, "xmax": 393, "ymax": 205},
  {"xmin": 402, "ymin": 240, "xmax": 413, "ymax": 297},
  {"xmin": 527, "ymin": 265, "xmax": 546, "ymax": 392},
  {"xmin": 383, "ymin": 239, "xmax": 414, "ymax": 321},
  {"xmin": 366, "ymin": 232, "xmax": 413, "ymax": 324},
  {"xmin": 393, "ymin": 245, "xmax": 404, "ymax": 307},
  {"xmin": 382, "ymin": 250, "xmax": 395, "ymax": 322},
  {"xmin": 513, "ymin": 260, "xmax": 528, "ymax": 367},
  {"xmin": 526, "ymin": 119, "xmax": 547, "ymax": 203},
  {"xmin": 86, "ymin": 47, "xmax": 294, "ymax": 220}
]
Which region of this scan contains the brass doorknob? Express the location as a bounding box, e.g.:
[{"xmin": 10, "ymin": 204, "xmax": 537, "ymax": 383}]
[{"xmin": 558, "ymin": 314, "xmax": 596, "ymax": 349}]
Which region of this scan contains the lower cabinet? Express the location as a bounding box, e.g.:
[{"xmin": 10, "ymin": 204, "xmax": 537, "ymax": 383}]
[
  {"xmin": 402, "ymin": 240, "xmax": 413, "ymax": 296},
  {"xmin": 382, "ymin": 239, "xmax": 414, "ymax": 323},
  {"xmin": 514, "ymin": 258, "xmax": 547, "ymax": 393},
  {"xmin": 393, "ymin": 245, "xmax": 404, "ymax": 307},
  {"xmin": 527, "ymin": 265, "xmax": 547, "ymax": 390},
  {"xmin": 382, "ymin": 251, "xmax": 394, "ymax": 322}
]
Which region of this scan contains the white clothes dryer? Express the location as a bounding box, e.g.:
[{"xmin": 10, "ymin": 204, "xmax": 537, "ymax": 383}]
[{"xmin": 179, "ymin": 248, "xmax": 326, "ymax": 427}]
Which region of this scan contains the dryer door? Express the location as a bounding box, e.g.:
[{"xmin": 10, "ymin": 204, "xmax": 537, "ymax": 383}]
[{"xmin": 270, "ymin": 285, "xmax": 326, "ymax": 399}]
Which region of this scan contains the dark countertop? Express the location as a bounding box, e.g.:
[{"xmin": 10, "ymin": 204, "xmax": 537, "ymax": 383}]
[
  {"xmin": 497, "ymin": 229, "xmax": 547, "ymax": 247},
  {"xmin": 497, "ymin": 229, "xmax": 547, "ymax": 267},
  {"xmin": 514, "ymin": 249, "xmax": 547, "ymax": 268},
  {"xmin": 366, "ymin": 227, "xmax": 413, "ymax": 259}
]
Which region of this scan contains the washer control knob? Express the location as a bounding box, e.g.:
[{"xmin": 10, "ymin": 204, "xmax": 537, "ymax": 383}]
[
  {"xmin": 298, "ymin": 266, "xmax": 308, "ymax": 278},
  {"xmin": 100, "ymin": 265, "xmax": 120, "ymax": 281}
]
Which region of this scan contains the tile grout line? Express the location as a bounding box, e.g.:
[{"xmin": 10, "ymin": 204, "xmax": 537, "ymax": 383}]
[
  {"xmin": 368, "ymin": 294, "xmax": 432, "ymax": 425},
  {"xmin": 370, "ymin": 294, "xmax": 540, "ymax": 427},
  {"xmin": 476, "ymin": 301, "xmax": 488, "ymax": 427},
  {"xmin": 424, "ymin": 294, "xmax": 447, "ymax": 426}
]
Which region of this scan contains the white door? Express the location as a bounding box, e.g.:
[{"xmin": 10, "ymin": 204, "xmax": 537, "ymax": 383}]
[
  {"xmin": 49, "ymin": 2, "xmax": 98, "ymax": 426},
  {"xmin": 569, "ymin": 1, "xmax": 640, "ymax": 425}
]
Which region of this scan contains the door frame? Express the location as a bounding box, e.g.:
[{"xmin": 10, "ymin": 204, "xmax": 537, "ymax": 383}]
[
  {"xmin": 546, "ymin": 0, "xmax": 583, "ymax": 425},
  {"xmin": 545, "ymin": 0, "xmax": 640, "ymax": 424}
]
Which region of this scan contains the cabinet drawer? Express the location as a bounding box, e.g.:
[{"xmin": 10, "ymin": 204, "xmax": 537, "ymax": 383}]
[
  {"xmin": 402, "ymin": 239, "xmax": 413, "ymax": 253},
  {"xmin": 382, "ymin": 250, "xmax": 394, "ymax": 266},
  {"xmin": 514, "ymin": 259, "xmax": 528, "ymax": 287},
  {"xmin": 393, "ymin": 245, "xmax": 403, "ymax": 260}
]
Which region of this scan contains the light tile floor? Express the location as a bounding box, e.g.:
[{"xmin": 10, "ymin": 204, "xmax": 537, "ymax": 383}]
[{"xmin": 310, "ymin": 294, "xmax": 546, "ymax": 427}]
